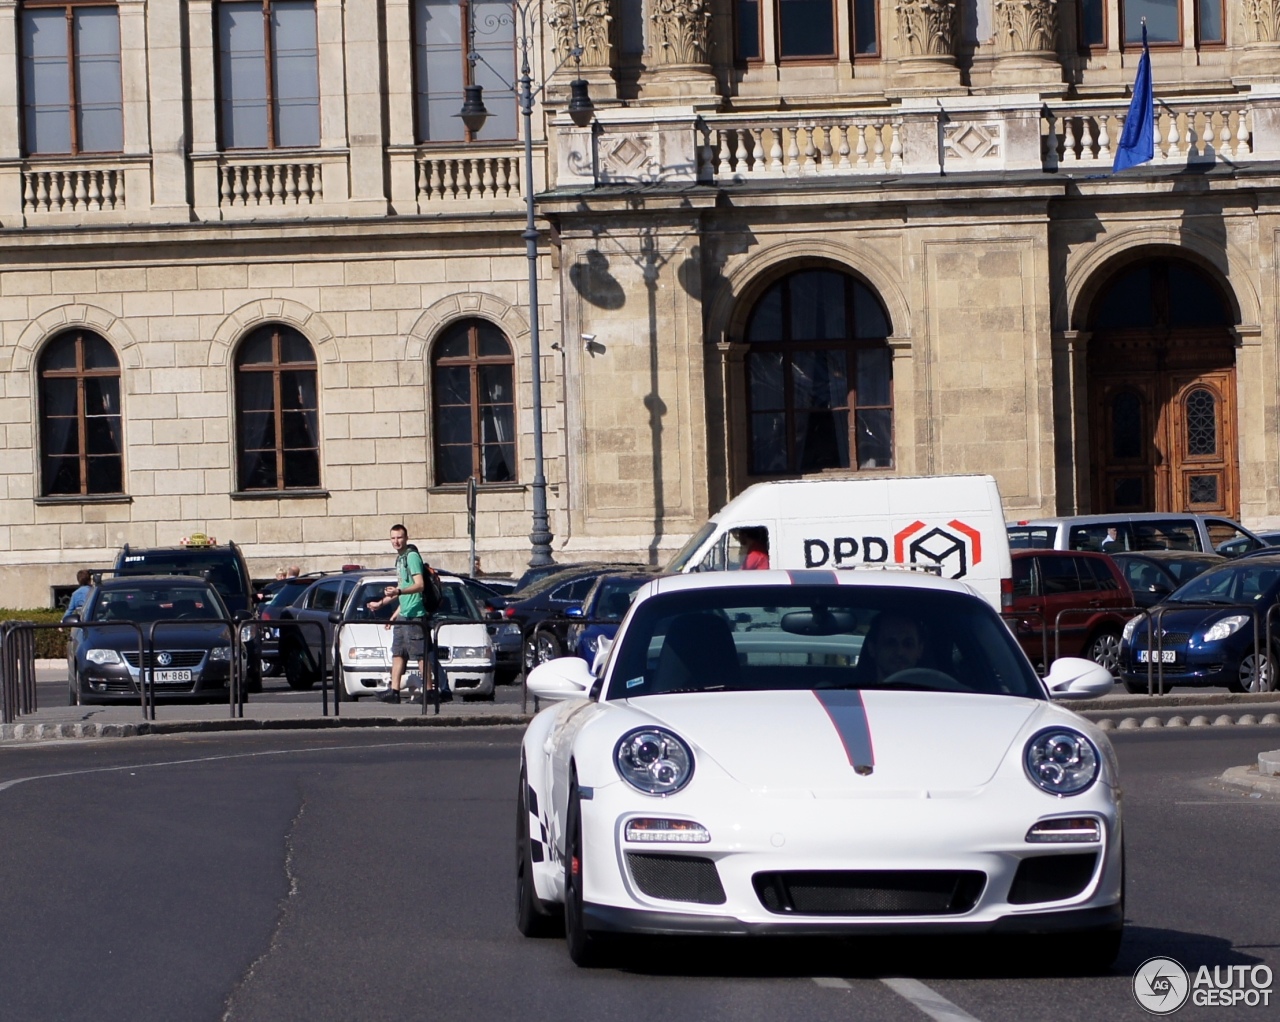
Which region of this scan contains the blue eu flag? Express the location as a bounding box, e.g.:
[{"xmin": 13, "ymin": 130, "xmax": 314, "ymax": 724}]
[{"xmin": 1113, "ymin": 25, "xmax": 1154, "ymax": 172}]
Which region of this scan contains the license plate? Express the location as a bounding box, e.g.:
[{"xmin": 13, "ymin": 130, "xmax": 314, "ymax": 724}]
[
  {"xmin": 1137, "ymin": 650, "xmax": 1177, "ymax": 664},
  {"xmin": 152, "ymin": 669, "xmax": 192, "ymax": 683}
]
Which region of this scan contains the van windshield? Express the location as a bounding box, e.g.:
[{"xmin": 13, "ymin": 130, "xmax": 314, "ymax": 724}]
[{"xmin": 665, "ymin": 522, "xmax": 718, "ymax": 573}]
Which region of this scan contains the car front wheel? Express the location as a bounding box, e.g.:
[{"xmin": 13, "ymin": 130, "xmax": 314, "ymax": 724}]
[
  {"xmin": 564, "ymin": 776, "xmax": 608, "ymax": 966},
  {"xmin": 1086, "ymin": 630, "xmax": 1122, "ymax": 677},
  {"xmin": 1231, "ymin": 649, "xmax": 1277, "ymax": 694}
]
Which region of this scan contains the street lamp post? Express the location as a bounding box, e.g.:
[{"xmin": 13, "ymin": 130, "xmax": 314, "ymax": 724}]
[{"xmin": 460, "ymin": 4, "xmax": 594, "ymax": 569}]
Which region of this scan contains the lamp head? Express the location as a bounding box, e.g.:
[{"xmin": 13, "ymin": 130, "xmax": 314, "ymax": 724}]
[
  {"xmin": 458, "ymin": 84, "xmax": 489, "ymax": 135},
  {"xmin": 566, "ymin": 79, "xmax": 594, "ymax": 128}
]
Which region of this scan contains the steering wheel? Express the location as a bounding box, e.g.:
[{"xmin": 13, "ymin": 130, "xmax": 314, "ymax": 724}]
[{"xmin": 881, "ymin": 667, "xmax": 965, "ymax": 691}]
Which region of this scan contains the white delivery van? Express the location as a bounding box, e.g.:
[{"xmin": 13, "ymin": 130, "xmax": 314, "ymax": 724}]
[{"xmin": 665, "ymin": 475, "xmax": 1012, "ymax": 611}]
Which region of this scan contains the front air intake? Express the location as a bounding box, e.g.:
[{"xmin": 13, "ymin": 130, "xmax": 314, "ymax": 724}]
[
  {"xmin": 1008, "ymin": 853, "xmax": 1098, "ymax": 904},
  {"xmin": 753, "ymin": 870, "xmax": 986, "ymax": 916},
  {"xmin": 625, "ymin": 853, "xmax": 726, "ymax": 905}
]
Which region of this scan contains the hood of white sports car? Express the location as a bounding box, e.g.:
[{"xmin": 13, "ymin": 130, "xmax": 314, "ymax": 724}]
[{"xmin": 627, "ymin": 690, "xmax": 1043, "ymax": 795}]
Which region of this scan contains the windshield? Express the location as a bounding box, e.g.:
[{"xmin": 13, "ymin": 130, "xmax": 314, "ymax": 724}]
[
  {"xmin": 1007, "ymin": 526, "xmax": 1056, "ymax": 550},
  {"xmin": 90, "ymin": 585, "xmax": 224, "ymax": 623},
  {"xmin": 116, "ymin": 552, "xmax": 246, "ymax": 601},
  {"xmin": 266, "ymin": 579, "xmax": 313, "ymax": 607},
  {"xmin": 592, "ymin": 578, "xmax": 649, "ymax": 620},
  {"xmin": 1162, "ymin": 557, "xmax": 1223, "ymax": 583},
  {"xmin": 606, "ymin": 585, "xmax": 1042, "ymax": 700},
  {"xmin": 1169, "ymin": 563, "xmax": 1280, "ymax": 605},
  {"xmin": 665, "ymin": 522, "xmax": 718, "ymax": 573},
  {"xmin": 347, "ymin": 580, "xmax": 481, "ymax": 622}
]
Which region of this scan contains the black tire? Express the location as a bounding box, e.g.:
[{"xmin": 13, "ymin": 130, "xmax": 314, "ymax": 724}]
[
  {"xmin": 68, "ymin": 668, "xmax": 80, "ymax": 706},
  {"xmin": 283, "ymin": 639, "xmax": 317, "ymax": 690},
  {"xmin": 1085, "ymin": 630, "xmax": 1122, "ymax": 678},
  {"xmin": 524, "ymin": 632, "xmax": 562, "ymax": 673},
  {"xmin": 564, "ymin": 775, "xmax": 609, "ymax": 966},
  {"xmin": 1228, "ymin": 646, "xmax": 1278, "ymax": 694},
  {"xmin": 516, "ymin": 766, "xmax": 559, "ymax": 938}
]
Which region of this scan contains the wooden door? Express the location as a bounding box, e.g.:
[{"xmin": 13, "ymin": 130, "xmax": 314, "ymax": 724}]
[
  {"xmin": 1169, "ymin": 372, "xmax": 1236, "ymax": 514},
  {"xmin": 1091, "ymin": 378, "xmax": 1161, "ymax": 513}
]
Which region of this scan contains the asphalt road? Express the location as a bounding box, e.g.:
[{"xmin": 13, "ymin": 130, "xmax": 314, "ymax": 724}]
[{"xmin": 1, "ymin": 727, "xmax": 1277, "ymax": 1022}]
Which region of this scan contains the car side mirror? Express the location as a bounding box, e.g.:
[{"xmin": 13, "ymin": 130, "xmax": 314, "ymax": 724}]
[
  {"xmin": 233, "ymin": 610, "xmax": 251, "ymax": 623},
  {"xmin": 328, "ymin": 612, "xmax": 343, "ymax": 624},
  {"xmin": 1148, "ymin": 583, "xmax": 1171, "ymax": 595},
  {"xmin": 64, "ymin": 610, "xmax": 81, "ymax": 622},
  {"xmin": 564, "ymin": 605, "xmax": 583, "ymax": 618},
  {"xmin": 1044, "ymin": 657, "xmax": 1114, "ymax": 699},
  {"xmin": 526, "ymin": 657, "xmax": 594, "ymax": 702}
]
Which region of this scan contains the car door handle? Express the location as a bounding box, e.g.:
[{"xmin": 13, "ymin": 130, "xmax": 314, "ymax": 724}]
[{"xmin": 543, "ymin": 738, "xmax": 554, "ymax": 755}]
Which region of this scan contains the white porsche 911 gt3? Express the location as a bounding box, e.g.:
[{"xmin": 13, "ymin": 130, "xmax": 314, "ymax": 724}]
[{"xmin": 518, "ymin": 569, "xmax": 1123, "ymax": 968}]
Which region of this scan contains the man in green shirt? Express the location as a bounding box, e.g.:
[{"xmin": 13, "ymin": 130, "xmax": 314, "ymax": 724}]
[{"xmin": 372, "ymin": 523, "xmax": 426, "ymax": 704}]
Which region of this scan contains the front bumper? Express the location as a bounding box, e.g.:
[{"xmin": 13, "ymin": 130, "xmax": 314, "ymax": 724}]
[
  {"xmin": 584, "ymin": 901, "xmax": 1123, "ymax": 937},
  {"xmin": 1119, "ymin": 643, "xmax": 1235, "ymax": 687},
  {"xmin": 564, "ymin": 778, "xmax": 1123, "ymax": 937},
  {"xmin": 78, "ymin": 661, "xmax": 231, "ymax": 701}
]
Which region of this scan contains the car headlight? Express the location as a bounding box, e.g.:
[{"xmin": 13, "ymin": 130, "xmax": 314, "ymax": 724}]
[
  {"xmin": 209, "ymin": 646, "xmax": 233, "ymax": 661},
  {"xmin": 614, "ymin": 727, "xmax": 695, "ymax": 796},
  {"xmin": 1200, "ymin": 614, "xmax": 1250, "ymax": 643},
  {"xmin": 501, "ymin": 623, "xmax": 521, "ymax": 636},
  {"xmin": 86, "ymin": 648, "xmax": 122, "ymax": 665},
  {"xmin": 1122, "ymin": 615, "xmax": 1141, "ymax": 643},
  {"xmin": 1024, "ymin": 728, "xmax": 1100, "ymax": 797},
  {"xmin": 584, "ymin": 634, "xmax": 599, "ymax": 655},
  {"xmin": 240, "ymin": 624, "xmax": 255, "ymax": 642},
  {"xmin": 449, "ymin": 645, "xmax": 489, "ymax": 660},
  {"xmin": 347, "ymin": 646, "xmax": 388, "ymax": 661}
]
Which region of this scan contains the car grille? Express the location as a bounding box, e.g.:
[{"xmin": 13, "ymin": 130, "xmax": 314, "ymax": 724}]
[
  {"xmin": 1133, "ymin": 631, "xmax": 1190, "ymax": 648},
  {"xmin": 1008, "ymin": 853, "xmax": 1098, "ymax": 904},
  {"xmin": 121, "ymin": 650, "xmax": 205, "ymax": 668},
  {"xmin": 625, "ymin": 853, "xmax": 726, "ymax": 905},
  {"xmin": 753, "ymin": 870, "xmax": 986, "ymax": 916}
]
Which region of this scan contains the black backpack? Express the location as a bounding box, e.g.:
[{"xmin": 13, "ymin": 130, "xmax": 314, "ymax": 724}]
[{"xmin": 402, "ymin": 544, "xmax": 443, "ymax": 615}]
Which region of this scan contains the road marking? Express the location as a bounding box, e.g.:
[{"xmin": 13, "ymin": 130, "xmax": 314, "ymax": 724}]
[
  {"xmin": 812, "ymin": 976, "xmax": 983, "ymax": 1021},
  {"xmin": 880, "ymin": 978, "xmax": 982, "ymax": 1022},
  {"xmin": 0, "ymin": 739, "xmax": 495, "ymax": 794}
]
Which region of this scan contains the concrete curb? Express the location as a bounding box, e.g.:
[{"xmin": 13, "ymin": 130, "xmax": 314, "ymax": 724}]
[
  {"xmin": 1072, "ymin": 691, "xmax": 1280, "ymax": 712},
  {"xmin": 0, "ymin": 714, "xmax": 533, "ymax": 743},
  {"xmin": 1220, "ymin": 764, "xmax": 1280, "ymax": 797},
  {"xmin": 1093, "ymin": 712, "xmax": 1280, "ymax": 731}
]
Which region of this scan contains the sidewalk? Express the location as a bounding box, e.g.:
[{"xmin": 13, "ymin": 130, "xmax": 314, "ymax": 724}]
[{"xmin": 2, "ymin": 663, "xmax": 534, "ymax": 742}]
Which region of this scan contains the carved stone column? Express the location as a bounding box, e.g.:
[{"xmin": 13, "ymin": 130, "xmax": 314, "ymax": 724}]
[
  {"xmin": 643, "ymin": 0, "xmax": 717, "ymax": 100},
  {"xmin": 547, "ymin": 0, "xmax": 617, "ymax": 102},
  {"xmin": 893, "ymin": 0, "xmax": 962, "ymax": 90},
  {"xmin": 990, "ymin": 0, "xmax": 1064, "ymax": 90},
  {"xmin": 1238, "ymin": 0, "xmax": 1280, "ymax": 81}
]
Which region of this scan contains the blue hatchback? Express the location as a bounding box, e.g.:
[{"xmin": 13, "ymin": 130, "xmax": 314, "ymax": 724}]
[
  {"xmin": 564, "ymin": 572, "xmax": 655, "ymax": 666},
  {"xmin": 1118, "ymin": 555, "xmax": 1280, "ymax": 694}
]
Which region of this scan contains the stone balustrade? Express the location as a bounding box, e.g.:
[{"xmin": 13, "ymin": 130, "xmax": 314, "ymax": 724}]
[
  {"xmin": 1044, "ymin": 101, "xmax": 1254, "ymax": 170},
  {"xmin": 416, "ymin": 148, "xmax": 524, "ymax": 207},
  {"xmin": 701, "ymin": 115, "xmax": 905, "ymax": 182},
  {"xmin": 219, "ymin": 159, "xmax": 325, "ymax": 208},
  {"xmin": 22, "ymin": 164, "xmax": 127, "ymax": 213}
]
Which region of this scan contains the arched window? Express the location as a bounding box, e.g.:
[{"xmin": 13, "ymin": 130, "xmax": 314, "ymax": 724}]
[
  {"xmin": 432, "ymin": 318, "xmax": 516, "ymax": 485},
  {"xmin": 39, "ymin": 330, "xmax": 123, "ymax": 496},
  {"xmin": 1091, "ymin": 258, "xmax": 1230, "ymax": 331},
  {"xmin": 235, "ymin": 324, "xmax": 319, "ymax": 491},
  {"xmin": 744, "ymin": 268, "xmax": 893, "ymax": 476}
]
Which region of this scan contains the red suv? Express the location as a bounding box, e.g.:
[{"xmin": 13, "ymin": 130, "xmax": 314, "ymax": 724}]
[{"xmin": 1006, "ymin": 550, "xmax": 1135, "ymax": 676}]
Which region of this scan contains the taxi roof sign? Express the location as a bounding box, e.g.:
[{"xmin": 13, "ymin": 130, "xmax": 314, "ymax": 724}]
[{"xmin": 180, "ymin": 532, "xmax": 216, "ymax": 547}]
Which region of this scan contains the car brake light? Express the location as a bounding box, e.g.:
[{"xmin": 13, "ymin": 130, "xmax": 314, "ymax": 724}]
[
  {"xmin": 1001, "ymin": 577, "xmax": 1013, "ymax": 611},
  {"xmin": 504, "ymin": 606, "xmax": 516, "ymax": 618}
]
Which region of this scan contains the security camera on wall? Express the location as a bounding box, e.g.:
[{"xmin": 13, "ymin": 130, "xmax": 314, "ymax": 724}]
[{"xmin": 582, "ymin": 333, "xmax": 604, "ymax": 356}]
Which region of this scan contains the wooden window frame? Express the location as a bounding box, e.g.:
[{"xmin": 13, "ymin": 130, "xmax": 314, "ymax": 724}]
[
  {"xmin": 410, "ymin": 0, "xmax": 516, "ymax": 145},
  {"xmin": 216, "ymin": 0, "xmax": 318, "ymax": 151},
  {"xmin": 743, "ymin": 270, "xmax": 894, "ymax": 478},
  {"xmin": 1193, "ymin": 0, "xmax": 1226, "ymax": 48},
  {"xmin": 1076, "ymin": 0, "xmax": 1108, "ymax": 53},
  {"xmin": 733, "ymin": 0, "xmax": 765, "ymax": 65},
  {"xmin": 774, "ymin": 0, "xmax": 839, "ymax": 63},
  {"xmin": 850, "ymin": 0, "xmax": 880, "ymax": 60},
  {"xmin": 234, "ymin": 325, "xmax": 320, "ymax": 492},
  {"xmin": 38, "ymin": 329, "xmax": 124, "ymax": 497},
  {"xmin": 431, "ymin": 318, "xmax": 518, "ymax": 486},
  {"xmin": 20, "ymin": 0, "xmax": 121, "ymax": 157},
  {"xmin": 1119, "ymin": 0, "xmax": 1183, "ymax": 50}
]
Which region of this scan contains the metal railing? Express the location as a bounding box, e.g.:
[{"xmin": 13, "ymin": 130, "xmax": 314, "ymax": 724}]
[{"xmin": 2, "ymin": 620, "xmax": 148, "ymax": 723}]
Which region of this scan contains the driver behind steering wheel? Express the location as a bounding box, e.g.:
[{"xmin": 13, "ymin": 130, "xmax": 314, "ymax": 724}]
[{"xmin": 859, "ymin": 612, "xmax": 924, "ymax": 683}]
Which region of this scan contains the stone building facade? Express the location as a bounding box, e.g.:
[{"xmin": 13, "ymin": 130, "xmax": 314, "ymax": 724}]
[{"xmin": 2, "ymin": 0, "xmax": 1280, "ymax": 605}]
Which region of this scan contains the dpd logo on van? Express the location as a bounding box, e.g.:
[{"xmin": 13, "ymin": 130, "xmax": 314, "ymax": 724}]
[
  {"xmin": 894, "ymin": 519, "xmax": 983, "ymax": 580},
  {"xmin": 801, "ymin": 519, "xmax": 982, "ymax": 579}
]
